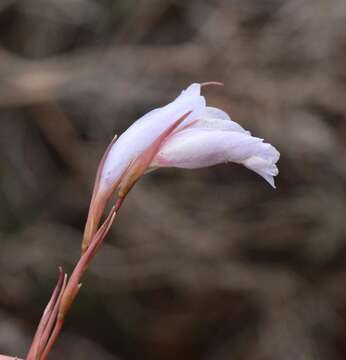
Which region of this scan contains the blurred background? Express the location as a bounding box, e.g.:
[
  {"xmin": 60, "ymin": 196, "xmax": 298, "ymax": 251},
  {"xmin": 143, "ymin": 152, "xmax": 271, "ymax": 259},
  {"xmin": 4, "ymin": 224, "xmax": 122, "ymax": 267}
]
[{"xmin": 1, "ymin": 0, "xmax": 346, "ymax": 359}]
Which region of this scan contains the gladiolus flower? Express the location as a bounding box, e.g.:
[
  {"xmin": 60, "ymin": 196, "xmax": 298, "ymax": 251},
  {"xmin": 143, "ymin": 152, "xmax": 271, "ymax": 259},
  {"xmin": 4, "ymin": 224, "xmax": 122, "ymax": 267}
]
[{"xmin": 82, "ymin": 83, "xmax": 279, "ymax": 252}]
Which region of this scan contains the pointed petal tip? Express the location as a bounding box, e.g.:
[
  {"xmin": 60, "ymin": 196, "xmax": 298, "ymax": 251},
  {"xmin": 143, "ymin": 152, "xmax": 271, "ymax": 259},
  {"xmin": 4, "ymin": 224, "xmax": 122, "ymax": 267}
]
[
  {"xmin": 269, "ymin": 177, "xmax": 277, "ymax": 189},
  {"xmin": 260, "ymin": 172, "xmax": 277, "ymax": 189}
]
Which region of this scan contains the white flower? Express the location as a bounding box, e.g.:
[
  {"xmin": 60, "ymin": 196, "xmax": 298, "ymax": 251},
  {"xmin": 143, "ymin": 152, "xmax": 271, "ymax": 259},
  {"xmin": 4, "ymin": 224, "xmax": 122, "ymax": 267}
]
[{"xmin": 83, "ymin": 83, "xmax": 279, "ymax": 251}]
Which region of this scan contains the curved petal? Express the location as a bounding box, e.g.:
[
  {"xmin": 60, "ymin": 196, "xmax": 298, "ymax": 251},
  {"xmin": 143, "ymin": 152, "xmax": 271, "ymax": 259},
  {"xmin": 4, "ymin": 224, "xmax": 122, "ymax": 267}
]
[
  {"xmin": 189, "ymin": 106, "xmax": 250, "ymax": 134},
  {"xmin": 99, "ymin": 83, "xmax": 206, "ymax": 193},
  {"xmin": 84, "ymin": 83, "xmax": 206, "ymax": 248},
  {"xmin": 205, "ymin": 106, "xmax": 232, "ymax": 121},
  {"xmin": 152, "ymin": 128, "xmax": 279, "ymax": 188}
]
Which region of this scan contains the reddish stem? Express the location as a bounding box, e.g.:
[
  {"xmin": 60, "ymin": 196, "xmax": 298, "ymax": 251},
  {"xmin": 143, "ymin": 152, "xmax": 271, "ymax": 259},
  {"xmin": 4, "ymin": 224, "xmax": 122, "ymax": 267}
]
[
  {"xmin": 26, "ymin": 269, "xmax": 65, "ymax": 360},
  {"xmin": 38, "ymin": 206, "xmax": 117, "ymax": 359},
  {"xmin": 37, "ymin": 273, "xmax": 68, "ymax": 358}
]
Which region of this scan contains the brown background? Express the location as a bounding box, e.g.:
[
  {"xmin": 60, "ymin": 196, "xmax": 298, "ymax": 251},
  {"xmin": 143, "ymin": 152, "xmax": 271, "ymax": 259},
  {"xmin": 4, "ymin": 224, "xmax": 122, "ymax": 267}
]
[{"xmin": 1, "ymin": 1, "xmax": 346, "ymax": 359}]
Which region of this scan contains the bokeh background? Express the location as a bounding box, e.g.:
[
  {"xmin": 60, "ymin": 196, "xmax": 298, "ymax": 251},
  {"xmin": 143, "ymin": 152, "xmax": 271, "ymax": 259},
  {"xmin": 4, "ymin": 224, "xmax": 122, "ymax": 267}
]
[{"xmin": 1, "ymin": 1, "xmax": 346, "ymax": 359}]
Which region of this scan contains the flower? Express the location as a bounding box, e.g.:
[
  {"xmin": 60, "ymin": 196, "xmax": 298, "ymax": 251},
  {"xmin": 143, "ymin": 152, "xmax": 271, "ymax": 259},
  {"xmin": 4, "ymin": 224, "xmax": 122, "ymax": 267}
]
[{"xmin": 83, "ymin": 83, "xmax": 279, "ymax": 252}]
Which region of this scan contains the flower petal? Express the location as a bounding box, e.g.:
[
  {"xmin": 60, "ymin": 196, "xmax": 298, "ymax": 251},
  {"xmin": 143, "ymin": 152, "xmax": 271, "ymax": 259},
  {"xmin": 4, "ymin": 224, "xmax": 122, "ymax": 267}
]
[
  {"xmin": 189, "ymin": 106, "xmax": 250, "ymax": 134},
  {"xmin": 204, "ymin": 106, "xmax": 232, "ymax": 121},
  {"xmin": 99, "ymin": 83, "xmax": 206, "ymax": 193},
  {"xmin": 152, "ymin": 128, "xmax": 279, "ymax": 187}
]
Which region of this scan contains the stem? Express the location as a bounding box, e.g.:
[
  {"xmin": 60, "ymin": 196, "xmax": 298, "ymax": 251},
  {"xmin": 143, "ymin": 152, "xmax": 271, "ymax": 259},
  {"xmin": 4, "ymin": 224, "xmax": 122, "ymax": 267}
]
[
  {"xmin": 37, "ymin": 206, "xmax": 117, "ymax": 359},
  {"xmin": 39, "ymin": 317, "xmax": 64, "ymax": 360},
  {"xmin": 26, "ymin": 269, "xmax": 65, "ymax": 360},
  {"xmin": 37, "ymin": 274, "xmax": 68, "ymax": 358}
]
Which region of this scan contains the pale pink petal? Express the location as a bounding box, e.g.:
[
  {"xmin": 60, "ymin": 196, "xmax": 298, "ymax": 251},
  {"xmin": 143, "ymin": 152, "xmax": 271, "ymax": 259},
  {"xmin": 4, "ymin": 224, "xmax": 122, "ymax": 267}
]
[
  {"xmin": 243, "ymin": 156, "xmax": 279, "ymax": 188},
  {"xmin": 99, "ymin": 83, "xmax": 206, "ymax": 193},
  {"xmin": 152, "ymin": 128, "xmax": 279, "ymax": 188},
  {"xmin": 205, "ymin": 106, "xmax": 231, "ymax": 121},
  {"xmin": 204, "ymin": 106, "xmax": 249, "ymax": 133},
  {"xmin": 188, "ymin": 106, "xmax": 249, "ymax": 134}
]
